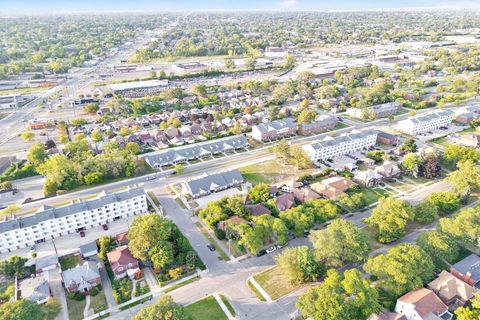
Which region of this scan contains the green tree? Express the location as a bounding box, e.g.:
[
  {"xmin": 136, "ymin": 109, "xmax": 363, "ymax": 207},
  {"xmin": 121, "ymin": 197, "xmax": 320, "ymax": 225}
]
[
  {"xmin": 455, "ymin": 293, "xmax": 480, "ymax": 320},
  {"xmin": 399, "ymin": 138, "xmax": 417, "ymax": 153},
  {"xmin": 128, "ymin": 214, "xmax": 173, "ymax": 261},
  {"xmin": 413, "ymin": 200, "xmax": 438, "ymax": 224},
  {"xmin": 309, "ymin": 219, "xmax": 370, "ymax": 268},
  {"xmin": 299, "ymin": 98, "xmax": 310, "ymax": 109},
  {"xmin": 401, "ymin": 153, "xmax": 422, "ymax": 177},
  {"xmin": 174, "ymin": 163, "xmax": 185, "ymax": 174},
  {"xmin": 365, "ymin": 197, "xmax": 413, "ymax": 243},
  {"xmin": 84, "ymin": 103, "xmax": 99, "ymax": 114},
  {"xmin": 364, "ymin": 243, "xmax": 435, "ymax": 298},
  {"xmin": 0, "ymin": 256, "xmax": 27, "ymax": 279},
  {"xmin": 132, "ymin": 295, "xmax": 186, "ymax": 320},
  {"xmin": 297, "ymin": 109, "xmax": 317, "ymax": 124},
  {"xmin": 447, "ymin": 160, "xmax": 480, "ymax": 193},
  {"xmin": 284, "ymin": 53, "xmax": 295, "ymax": 70},
  {"xmin": 125, "ymin": 142, "xmax": 140, "ymax": 155},
  {"xmin": 444, "ymin": 144, "xmax": 480, "ymax": 166},
  {"xmin": 416, "ymin": 231, "xmax": 460, "ymax": 268},
  {"xmin": 0, "ymin": 204, "xmax": 20, "ymax": 218},
  {"xmin": 90, "ymin": 129, "xmax": 103, "ymax": 142},
  {"xmin": 97, "ymin": 236, "xmax": 115, "ymax": 261},
  {"xmin": 338, "ymin": 193, "xmax": 364, "ymax": 212},
  {"xmin": 0, "ymin": 299, "xmax": 42, "ymax": 320},
  {"xmin": 27, "ymin": 142, "xmax": 47, "ymax": 166},
  {"xmin": 41, "ymin": 298, "xmax": 61, "ymax": 320},
  {"xmin": 439, "ymin": 207, "xmax": 480, "ymax": 250},
  {"xmin": 279, "ymin": 207, "xmax": 315, "ymax": 237},
  {"xmin": 192, "ymin": 83, "xmax": 207, "ymax": 97},
  {"xmin": 224, "ymin": 59, "xmax": 235, "ymax": 69},
  {"xmin": 425, "ymin": 191, "xmax": 460, "ymax": 214},
  {"xmin": 305, "ymin": 199, "xmax": 340, "ymax": 223},
  {"xmin": 21, "ymin": 132, "xmax": 35, "ymax": 142},
  {"xmin": 275, "ymin": 246, "xmax": 324, "ymax": 285},
  {"xmin": 237, "ymin": 224, "xmax": 265, "ymax": 255},
  {"xmin": 247, "ymin": 183, "xmax": 270, "ymax": 204},
  {"xmin": 297, "ymin": 269, "xmax": 382, "ymax": 320},
  {"xmin": 149, "ymin": 242, "xmax": 174, "ymax": 270},
  {"xmin": 119, "ymin": 127, "xmax": 132, "ymax": 137}
]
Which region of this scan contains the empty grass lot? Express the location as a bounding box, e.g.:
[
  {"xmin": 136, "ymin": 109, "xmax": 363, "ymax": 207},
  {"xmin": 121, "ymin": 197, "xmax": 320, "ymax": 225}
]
[
  {"xmin": 253, "ymin": 266, "xmax": 301, "ymax": 300},
  {"xmin": 185, "ymin": 296, "xmax": 228, "ymax": 320},
  {"xmin": 240, "ymin": 160, "xmax": 313, "ymax": 185}
]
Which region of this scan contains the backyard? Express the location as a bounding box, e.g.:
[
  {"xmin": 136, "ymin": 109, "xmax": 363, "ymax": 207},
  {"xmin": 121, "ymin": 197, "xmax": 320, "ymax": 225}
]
[
  {"xmin": 253, "ymin": 266, "xmax": 302, "ymax": 300},
  {"xmin": 184, "ymin": 295, "xmax": 228, "ymax": 320},
  {"xmin": 59, "ymin": 254, "xmax": 83, "ymax": 271}
]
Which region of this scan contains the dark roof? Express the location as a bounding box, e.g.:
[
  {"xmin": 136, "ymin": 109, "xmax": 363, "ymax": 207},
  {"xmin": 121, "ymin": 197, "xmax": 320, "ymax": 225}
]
[
  {"xmin": 79, "ymin": 242, "xmax": 98, "ymax": 256},
  {"xmin": 452, "ymin": 254, "xmax": 480, "ymax": 283},
  {"xmin": 247, "ymin": 204, "xmax": 271, "ymax": 216}
]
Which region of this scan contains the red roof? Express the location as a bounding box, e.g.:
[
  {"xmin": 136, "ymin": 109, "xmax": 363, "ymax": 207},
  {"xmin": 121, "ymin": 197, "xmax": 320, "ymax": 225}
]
[
  {"xmin": 107, "ymin": 246, "xmax": 138, "ymax": 272},
  {"xmin": 115, "ymin": 232, "xmax": 128, "ymax": 243}
]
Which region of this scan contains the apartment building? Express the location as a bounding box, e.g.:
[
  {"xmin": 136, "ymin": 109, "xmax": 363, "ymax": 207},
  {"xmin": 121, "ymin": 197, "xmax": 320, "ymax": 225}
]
[
  {"xmin": 252, "ymin": 118, "xmax": 297, "ymax": 142},
  {"xmin": 397, "ymin": 110, "xmax": 453, "ymax": 135},
  {"xmin": 346, "ymin": 102, "xmax": 400, "ymax": 119},
  {"xmin": 183, "ymin": 170, "xmax": 244, "ymax": 198},
  {"xmin": 302, "ymin": 129, "xmax": 378, "ymax": 162},
  {"xmin": 297, "ymin": 115, "xmax": 338, "ymax": 136},
  {"xmin": 0, "ymin": 187, "xmax": 148, "ymax": 253}
]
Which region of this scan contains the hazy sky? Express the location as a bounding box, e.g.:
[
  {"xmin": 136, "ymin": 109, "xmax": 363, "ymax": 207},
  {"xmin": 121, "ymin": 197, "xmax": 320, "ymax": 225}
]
[{"xmin": 1, "ymin": 0, "xmax": 479, "ymax": 14}]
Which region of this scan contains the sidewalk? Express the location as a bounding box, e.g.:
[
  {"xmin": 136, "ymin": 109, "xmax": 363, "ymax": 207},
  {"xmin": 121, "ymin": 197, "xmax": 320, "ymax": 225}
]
[
  {"xmin": 213, "ymin": 293, "xmax": 236, "ymax": 320},
  {"xmin": 248, "ymin": 276, "xmax": 272, "ymax": 302}
]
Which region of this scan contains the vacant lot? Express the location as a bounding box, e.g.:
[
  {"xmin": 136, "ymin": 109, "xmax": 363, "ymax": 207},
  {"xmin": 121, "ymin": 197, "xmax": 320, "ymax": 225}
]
[
  {"xmin": 185, "ymin": 296, "xmax": 228, "ymax": 320},
  {"xmin": 253, "ymin": 266, "xmax": 301, "ymax": 300},
  {"xmin": 240, "ymin": 160, "xmax": 313, "ymax": 185}
]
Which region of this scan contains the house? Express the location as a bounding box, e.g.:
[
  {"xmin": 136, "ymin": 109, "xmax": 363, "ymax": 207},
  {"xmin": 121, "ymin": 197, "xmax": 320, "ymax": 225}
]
[
  {"xmin": 302, "ymin": 130, "xmax": 378, "ymax": 162},
  {"xmin": 79, "ymin": 242, "xmax": 98, "ymax": 259},
  {"xmin": 368, "ymin": 311, "xmax": 406, "ymax": 320},
  {"xmin": 281, "ymin": 179, "xmax": 303, "ymax": 193},
  {"xmin": 115, "ymin": 232, "xmax": 129, "ymax": 245},
  {"xmin": 427, "ymin": 270, "xmax": 475, "ymax": 310},
  {"xmin": 217, "ymin": 216, "xmax": 248, "ymax": 231},
  {"xmin": 183, "ymin": 170, "xmax": 244, "ymax": 199},
  {"xmin": 292, "ymin": 188, "xmax": 321, "ymax": 203},
  {"xmin": 310, "ymin": 176, "xmax": 355, "ymax": 199},
  {"xmin": 19, "ymin": 276, "xmax": 50, "ymax": 304},
  {"xmin": 269, "ymin": 186, "xmax": 279, "ymax": 197},
  {"xmin": 455, "ymin": 134, "xmax": 480, "ymax": 147},
  {"xmin": 451, "ymin": 254, "xmax": 480, "ymax": 288},
  {"xmin": 376, "ymin": 161, "xmax": 401, "ymax": 179},
  {"xmin": 251, "ymin": 118, "xmax": 297, "ymax": 142},
  {"xmin": 247, "ymin": 204, "xmax": 271, "ymax": 217},
  {"xmin": 107, "ymin": 246, "xmax": 140, "ymax": 279},
  {"xmin": 376, "ymin": 131, "xmax": 399, "ymax": 145},
  {"xmin": 395, "ymin": 288, "xmax": 452, "ymax": 320},
  {"xmin": 354, "ymin": 169, "xmax": 382, "ymax": 187},
  {"xmin": 346, "ymin": 102, "xmax": 400, "ymax": 119},
  {"xmin": 297, "ymin": 115, "xmax": 338, "ymax": 136},
  {"xmin": 62, "ymin": 261, "xmax": 101, "ymax": 293},
  {"xmin": 397, "ymin": 110, "xmax": 453, "ymax": 135},
  {"xmin": 35, "ymin": 255, "xmax": 59, "ymax": 274},
  {"xmin": 275, "ymin": 193, "xmax": 295, "ymax": 211}
]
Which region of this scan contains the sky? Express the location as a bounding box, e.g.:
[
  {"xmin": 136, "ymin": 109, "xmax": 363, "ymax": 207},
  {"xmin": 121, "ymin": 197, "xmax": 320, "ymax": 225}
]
[{"xmin": 1, "ymin": 0, "xmax": 479, "ymax": 14}]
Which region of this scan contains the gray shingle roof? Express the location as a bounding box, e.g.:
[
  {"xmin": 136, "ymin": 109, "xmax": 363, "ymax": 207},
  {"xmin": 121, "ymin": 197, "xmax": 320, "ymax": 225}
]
[
  {"xmin": 0, "ymin": 188, "xmax": 145, "ymax": 234},
  {"xmin": 452, "ymin": 254, "xmax": 480, "ymax": 283},
  {"xmin": 62, "ymin": 261, "xmax": 100, "ymax": 285},
  {"xmin": 253, "ymin": 118, "xmax": 296, "ymax": 134},
  {"xmin": 185, "ymin": 170, "xmax": 244, "ymax": 196},
  {"xmin": 79, "ymin": 242, "xmax": 98, "ymax": 256},
  {"xmin": 20, "ymin": 276, "xmax": 50, "ymax": 303}
]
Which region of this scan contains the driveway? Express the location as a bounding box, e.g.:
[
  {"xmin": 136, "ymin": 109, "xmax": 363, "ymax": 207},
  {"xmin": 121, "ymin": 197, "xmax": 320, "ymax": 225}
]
[
  {"xmin": 143, "ymin": 267, "xmax": 160, "ymax": 293},
  {"xmin": 45, "ymin": 268, "xmax": 69, "ymax": 320},
  {"xmin": 97, "ymin": 259, "xmax": 117, "ymax": 308}
]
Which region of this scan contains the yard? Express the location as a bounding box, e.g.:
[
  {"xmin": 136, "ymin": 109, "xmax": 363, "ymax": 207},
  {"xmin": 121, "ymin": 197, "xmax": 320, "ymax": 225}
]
[
  {"xmin": 59, "ymin": 254, "xmax": 83, "ymax": 271},
  {"xmin": 239, "ymin": 159, "xmax": 313, "ymax": 185},
  {"xmin": 90, "ymin": 289, "xmax": 108, "ymax": 314},
  {"xmin": 184, "ymin": 296, "xmax": 228, "ymax": 320},
  {"xmin": 66, "ymin": 293, "xmax": 86, "ymax": 320},
  {"xmin": 253, "ymin": 266, "xmax": 302, "ymax": 300},
  {"xmin": 347, "ymin": 187, "xmax": 389, "ymax": 207}
]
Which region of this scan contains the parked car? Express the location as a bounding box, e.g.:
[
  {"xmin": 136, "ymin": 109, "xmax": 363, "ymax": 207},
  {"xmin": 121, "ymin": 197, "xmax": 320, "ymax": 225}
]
[
  {"xmin": 102, "ymin": 224, "xmax": 108, "ymax": 230},
  {"xmin": 145, "ymin": 176, "xmax": 156, "ymax": 181},
  {"xmin": 256, "ymin": 249, "xmax": 267, "ymax": 257},
  {"xmin": 207, "ymin": 244, "xmax": 216, "ymax": 252},
  {"xmin": 266, "ymin": 246, "xmax": 277, "ymax": 254},
  {"xmin": 276, "ymin": 243, "xmax": 287, "ymax": 249},
  {"xmin": 79, "ymin": 231, "xmax": 86, "ymax": 237}
]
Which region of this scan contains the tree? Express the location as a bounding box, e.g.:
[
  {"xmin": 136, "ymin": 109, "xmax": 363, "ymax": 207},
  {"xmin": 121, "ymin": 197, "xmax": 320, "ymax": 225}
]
[
  {"xmin": 444, "ymin": 145, "xmax": 480, "ymax": 166},
  {"xmin": 125, "ymin": 142, "xmax": 140, "ymax": 155},
  {"xmin": 297, "ymin": 109, "xmax": 317, "ymax": 124},
  {"xmin": 128, "ymin": 214, "xmax": 173, "ymax": 261},
  {"xmin": 247, "ymin": 183, "xmax": 270, "ymax": 204},
  {"xmin": 455, "ymin": 293, "xmax": 480, "ymax": 320},
  {"xmin": 364, "ymin": 243, "xmax": 435, "ymax": 298},
  {"xmin": 447, "ymin": 160, "xmax": 480, "ymax": 193},
  {"xmin": 310, "ymin": 219, "xmax": 370, "ymax": 268},
  {"xmin": 90, "ymin": 129, "xmax": 103, "ymax": 143},
  {"xmin": 27, "ymin": 142, "xmax": 48, "ymax": 166},
  {"xmin": 297, "ymin": 269, "xmax": 382, "ymax": 320},
  {"xmin": 271, "ymin": 140, "xmax": 291, "ymax": 164},
  {"xmin": 0, "ymin": 299, "xmax": 42, "ymax": 320},
  {"xmin": 276, "ymin": 246, "xmax": 324, "ymax": 285},
  {"xmin": 425, "ymin": 191, "xmax": 460, "ymax": 214},
  {"xmin": 0, "ymin": 205, "xmax": 20, "ymax": 218},
  {"xmin": 132, "ymin": 295, "xmax": 186, "ymax": 320},
  {"xmin": 290, "ymin": 145, "xmax": 312, "ymax": 169},
  {"xmin": 119, "ymin": 127, "xmax": 132, "ymax": 137},
  {"xmin": 84, "ymin": 103, "xmax": 99, "ymax": 114},
  {"xmin": 438, "ymin": 207, "xmax": 480, "ymax": 250},
  {"xmin": 84, "ymin": 171, "xmax": 103, "ymax": 185},
  {"xmin": 416, "ymin": 231, "xmax": 460, "ymax": 268},
  {"xmin": 399, "ymin": 138, "xmax": 417, "ymax": 153},
  {"xmin": 237, "ymin": 224, "xmax": 265, "ymax": 255},
  {"xmin": 420, "ymin": 152, "xmax": 441, "ymax": 179},
  {"xmin": 149, "ymin": 241, "xmax": 174, "ymax": 270},
  {"xmin": 0, "ymin": 256, "xmax": 27, "ymax": 279},
  {"xmin": 174, "ymin": 163, "xmax": 185, "ymax": 174},
  {"xmin": 284, "ymin": 53, "xmax": 295, "ymax": 70},
  {"xmin": 279, "ymin": 207, "xmax": 315, "ymax": 237},
  {"xmin": 401, "ymin": 153, "xmax": 422, "ymax": 177},
  {"xmin": 413, "ymin": 200, "xmax": 438, "ymax": 224},
  {"xmin": 299, "ymin": 98, "xmax": 310, "ymax": 109},
  {"xmin": 21, "ymin": 132, "xmax": 35, "ymax": 142},
  {"xmin": 224, "ymin": 59, "xmax": 235, "ymax": 69},
  {"xmin": 192, "ymin": 83, "xmax": 207, "ymax": 97},
  {"xmin": 338, "ymin": 193, "xmax": 364, "ymax": 212},
  {"xmin": 366, "ymin": 150, "xmax": 385, "ymax": 163},
  {"xmin": 41, "ymin": 298, "xmax": 61, "ymax": 320},
  {"xmin": 365, "ymin": 197, "xmax": 413, "ymax": 243},
  {"xmin": 98, "ymin": 236, "xmax": 115, "ymax": 261}
]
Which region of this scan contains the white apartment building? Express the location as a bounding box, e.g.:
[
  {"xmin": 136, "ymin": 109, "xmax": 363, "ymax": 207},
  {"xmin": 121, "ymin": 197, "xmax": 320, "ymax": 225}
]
[
  {"xmin": 0, "ymin": 187, "xmax": 148, "ymax": 253},
  {"xmin": 397, "ymin": 110, "xmax": 453, "ymax": 135},
  {"xmin": 302, "ymin": 129, "xmax": 378, "ymax": 162}
]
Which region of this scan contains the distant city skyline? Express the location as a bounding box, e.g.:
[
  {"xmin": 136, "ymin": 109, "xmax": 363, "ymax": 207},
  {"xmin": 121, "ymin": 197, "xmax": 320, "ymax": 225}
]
[{"xmin": 1, "ymin": 0, "xmax": 480, "ymax": 14}]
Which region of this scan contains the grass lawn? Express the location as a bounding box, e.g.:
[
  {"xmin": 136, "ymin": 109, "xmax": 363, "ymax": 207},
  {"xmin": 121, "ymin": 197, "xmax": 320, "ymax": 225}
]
[
  {"xmin": 163, "ymin": 276, "xmax": 200, "ymax": 293},
  {"xmin": 0, "ymin": 86, "xmax": 50, "ymax": 95},
  {"xmin": 220, "ymin": 240, "xmax": 244, "ymax": 257},
  {"xmin": 363, "ymin": 226, "xmax": 383, "ymax": 251},
  {"xmin": 430, "ymin": 136, "xmax": 449, "ymax": 147},
  {"xmin": 247, "ymin": 280, "xmax": 266, "ymax": 301},
  {"xmin": 372, "ymin": 188, "xmax": 391, "ymax": 197},
  {"xmin": 175, "ymin": 198, "xmax": 188, "ymax": 209},
  {"xmin": 185, "ymin": 296, "xmax": 228, "ymax": 320},
  {"xmin": 59, "ymin": 254, "xmax": 83, "ymax": 271},
  {"xmin": 195, "ymin": 222, "xmax": 230, "ymax": 261},
  {"xmin": 334, "ymin": 122, "xmax": 350, "ymax": 130},
  {"xmin": 90, "ymin": 290, "xmax": 108, "ymax": 314},
  {"xmin": 219, "ymin": 295, "xmax": 236, "ymax": 317},
  {"xmin": 239, "ymin": 159, "xmax": 312, "ymax": 185},
  {"xmin": 253, "ymin": 266, "xmax": 301, "ymax": 300},
  {"xmin": 66, "ymin": 295, "xmax": 86, "ymax": 320},
  {"xmin": 347, "ymin": 187, "xmax": 382, "ymax": 206}
]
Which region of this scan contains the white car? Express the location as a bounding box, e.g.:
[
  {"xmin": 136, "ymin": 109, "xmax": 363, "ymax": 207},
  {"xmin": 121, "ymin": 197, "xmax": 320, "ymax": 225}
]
[{"xmin": 266, "ymin": 246, "xmax": 277, "ymax": 254}]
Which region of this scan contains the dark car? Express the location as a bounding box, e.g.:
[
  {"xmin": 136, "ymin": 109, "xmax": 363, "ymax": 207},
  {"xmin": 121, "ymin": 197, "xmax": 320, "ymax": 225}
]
[
  {"xmin": 79, "ymin": 230, "xmax": 86, "ymax": 238},
  {"xmin": 256, "ymin": 249, "xmax": 267, "ymax": 257},
  {"xmin": 102, "ymin": 224, "xmax": 108, "ymax": 231},
  {"xmin": 207, "ymin": 244, "xmax": 216, "ymax": 252}
]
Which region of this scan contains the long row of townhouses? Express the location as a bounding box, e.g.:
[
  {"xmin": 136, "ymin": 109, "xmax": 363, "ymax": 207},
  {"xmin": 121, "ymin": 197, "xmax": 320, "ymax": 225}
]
[
  {"xmin": 0, "ymin": 187, "xmax": 148, "ymax": 253},
  {"xmin": 397, "ymin": 110, "xmax": 453, "ymax": 135}
]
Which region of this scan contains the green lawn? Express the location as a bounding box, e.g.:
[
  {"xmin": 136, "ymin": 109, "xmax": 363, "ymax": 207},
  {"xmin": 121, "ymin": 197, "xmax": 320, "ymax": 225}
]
[
  {"xmin": 59, "ymin": 255, "xmax": 83, "ymax": 271},
  {"xmin": 247, "ymin": 280, "xmax": 266, "ymax": 301},
  {"xmin": 66, "ymin": 294, "xmax": 86, "ymax": 320},
  {"xmin": 239, "ymin": 159, "xmax": 312, "ymax": 185},
  {"xmin": 219, "ymin": 295, "xmax": 236, "ymax": 317},
  {"xmin": 185, "ymin": 296, "xmax": 228, "ymax": 320},
  {"xmin": 253, "ymin": 266, "xmax": 302, "ymax": 300},
  {"xmin": 347, "ymin": 187, "xmax": 382, "ymax": 206},
  {"xmin": 334, "ymin": 122, "xmax": 350, "ymax": 130},
  {"xmin": 90, "ymin": 290, "xmax": 108, "ymax": 314},
  {"xmin": 372, "ymin": 188, "xmax": 391, "ymax": 197},
  {"xmin": 163, "ymin": 276, "xmax": 200, "ymax": 293},
  {"xmin": 430, "ymin": 136, "xmax": 449, "ymax": 147}
]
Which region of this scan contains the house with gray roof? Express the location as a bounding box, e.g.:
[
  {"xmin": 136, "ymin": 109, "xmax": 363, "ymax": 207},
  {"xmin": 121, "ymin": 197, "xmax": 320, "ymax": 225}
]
[
  {"xmin": 451, "ymin": 254, "xmax": 480, "ymax": 288},
  {"xmin": 0, "ymin": 187, "xmax": 147, "ymax": 254},
  {"xmin": 62, "ymin": 261, "xmax": 101, "ymax": 293},
  {"xmin": 19, "ymin": 276, "xmax": 50, "ymax": 304},
  {"xmin": 79, "ymin": 242, "xmax": 98, "ymax": 258},
  {"xmin": 143, "ymin": 136, "xmax": 249, "ymax": 168},
  {"xmin": 252, "ymin": 118, "xmax": 297, "ymax": 142},
  {"xmin": 183, "ymin": 170, "xmax": 244, "ymax": 198}
]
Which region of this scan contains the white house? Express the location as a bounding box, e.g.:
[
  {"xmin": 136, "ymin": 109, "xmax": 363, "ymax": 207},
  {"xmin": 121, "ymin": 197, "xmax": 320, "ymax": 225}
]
[
  {"xmin": 397, "ymin": 110, "xmax": 453, "ymax": 135},
  {"xmin": 395, "ymin": 288, "xmax": 453, "ymax": 320},
  {"xmin": 0, "ymin": 187, "xmax": 148, "ymax": 253},
  {"xmin": 302, "ymin": 129, "xmax": 378, "ymax": 162}
]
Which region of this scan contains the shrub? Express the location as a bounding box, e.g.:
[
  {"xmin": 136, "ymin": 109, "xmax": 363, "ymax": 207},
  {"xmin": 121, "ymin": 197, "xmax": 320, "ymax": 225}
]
[
  {"xmin": 67, "ymin": 292, "xmax": 76, "ymax": 300},
  {"xmin": 74, "ymin": 292, "xmax": 85, "ymax": 301},
  {"xmin": 90, "ymin": 287, "xmax": 99, "ymax": 296}
]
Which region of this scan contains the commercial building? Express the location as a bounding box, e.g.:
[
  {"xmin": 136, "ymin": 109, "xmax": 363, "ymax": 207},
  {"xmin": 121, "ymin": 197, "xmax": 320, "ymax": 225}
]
[
  {"xmin": 397, "ymin": 110, "xmax": 453, "ymax": 135},
  {"xmin": 346, "ymin": 102, "xmax": 400, "ymax": 119},
  {"xmin": 96, "ymin": 79, "xmax": 169, "ymax": 97},
  {"xmin": 0, "ymin": 187, "xmax": 148, "ymax": 253},
  {"xmin": 172, "ymin": 62, "xmax": 209, "ymax": 74},
  {"xmin": 302, "ymin": 129, "xmax": 378, "ymax": 162},
  {"xmin": 252, "ymin": 118, "xmax": 297, "ymax": 142},
  {"xmin": 143, "ymin": 136, "xmax": 249, "ymax": 168},
  {"xmin": 183, "ymin": 170, "xmax": 244, "ymax": 198}
]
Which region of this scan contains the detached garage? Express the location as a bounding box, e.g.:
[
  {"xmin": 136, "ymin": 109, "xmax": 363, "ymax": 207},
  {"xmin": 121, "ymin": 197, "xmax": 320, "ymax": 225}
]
[{"xmin": 79, "ymin": 242, "xmax": 98, "ymax": 259}]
